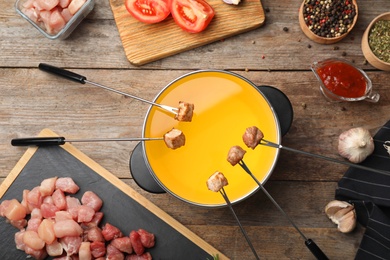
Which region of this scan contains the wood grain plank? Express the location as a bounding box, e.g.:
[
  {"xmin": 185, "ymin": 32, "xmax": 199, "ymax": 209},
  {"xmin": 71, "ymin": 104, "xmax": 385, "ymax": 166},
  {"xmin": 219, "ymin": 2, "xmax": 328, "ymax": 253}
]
[
  {"xmin": 123, "ymin": 180, "xmax": 364, "ymax": 259},
  {"xmin": 1, "ymin": 68, "xmax": 388, "ymax": 182},
  {"xmin": 109, "ymin": 0, "xmax": 265, "ymax": 65},
  {"xmin": 2, "ymin": 1, "xmax": 390, "ymax": 69},
  {"xmin": 0, "ymin": 147, "xmax": 37, "ymax": 198},
  {"xmin": 2, "ymin": 1, "xmax": 390, "ymax": 259}
]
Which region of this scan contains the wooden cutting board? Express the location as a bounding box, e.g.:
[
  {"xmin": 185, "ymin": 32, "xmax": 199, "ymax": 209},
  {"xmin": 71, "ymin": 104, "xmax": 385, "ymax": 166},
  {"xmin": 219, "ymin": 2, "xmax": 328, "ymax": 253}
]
[
  {"xmin": 0, "ymin": 129, "xmax": 228, "ymax": 259},
  {"xmin": 109, "ymin": 0, "xmax": 265, "ymax": 66}
]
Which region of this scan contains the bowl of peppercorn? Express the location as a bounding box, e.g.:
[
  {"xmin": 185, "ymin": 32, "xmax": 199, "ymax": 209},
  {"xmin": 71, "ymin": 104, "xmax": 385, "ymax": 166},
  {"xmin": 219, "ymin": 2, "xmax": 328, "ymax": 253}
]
[
  {"xmin": 362, "ymin": 12, "xmax": 390, "ymax": 71},
  {"xmin": 299, "ymin": 0, "xmax": 358, "ymax": 44}
]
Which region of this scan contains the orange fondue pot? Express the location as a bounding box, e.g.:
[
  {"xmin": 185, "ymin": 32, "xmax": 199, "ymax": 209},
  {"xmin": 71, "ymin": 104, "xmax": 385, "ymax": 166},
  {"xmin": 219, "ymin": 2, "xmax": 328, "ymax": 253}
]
[{"xmin": 142, "ymin": 71, "xmax": 281, "ymax": 207}]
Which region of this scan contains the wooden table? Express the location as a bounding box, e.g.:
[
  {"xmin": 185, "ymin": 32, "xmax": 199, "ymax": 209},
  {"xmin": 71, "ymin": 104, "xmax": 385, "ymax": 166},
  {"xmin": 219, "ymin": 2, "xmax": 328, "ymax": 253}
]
[{"xmin": 1, "ymin": 0, "xmax": 389, "ymax": 258}]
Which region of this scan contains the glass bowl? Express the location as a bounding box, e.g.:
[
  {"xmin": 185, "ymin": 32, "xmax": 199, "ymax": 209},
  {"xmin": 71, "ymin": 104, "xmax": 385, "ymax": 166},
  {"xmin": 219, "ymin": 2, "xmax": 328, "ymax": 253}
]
[
  {"xmin": 15, "ymin": 0, "xmax": 95, "ymax": 40},
  {"xmin": 311, "ymin": 58, "xmax": 379, "ymax": 103}
]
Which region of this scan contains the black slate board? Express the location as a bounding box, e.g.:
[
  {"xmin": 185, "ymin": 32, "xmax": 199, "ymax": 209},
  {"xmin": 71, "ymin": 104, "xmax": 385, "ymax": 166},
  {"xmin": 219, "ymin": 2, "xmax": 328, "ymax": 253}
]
[{"xmin": 0, "ymin": 129, "xmax": 226, "ymax": 260}]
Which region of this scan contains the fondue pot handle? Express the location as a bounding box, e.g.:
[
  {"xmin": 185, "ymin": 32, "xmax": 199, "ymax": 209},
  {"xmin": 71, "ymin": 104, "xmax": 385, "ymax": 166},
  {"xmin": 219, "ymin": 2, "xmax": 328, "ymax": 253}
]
[
  {"xmin": 305, "ymin": 239, "xmax": 329, "ymax": 260},
  {"xmin": 11, "ymin": 137, "xmax": 66, "ymax": 146},
  {"xmin": 39, "ymin": 63, "xmax": 87, "ymax": 84}
]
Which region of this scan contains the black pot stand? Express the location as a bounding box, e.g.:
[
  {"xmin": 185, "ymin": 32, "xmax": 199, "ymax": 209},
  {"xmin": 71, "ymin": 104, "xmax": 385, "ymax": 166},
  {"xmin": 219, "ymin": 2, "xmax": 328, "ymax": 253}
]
[{"xmin": 130, "ymin": 85, "xmax": 294, "ymax": 194}]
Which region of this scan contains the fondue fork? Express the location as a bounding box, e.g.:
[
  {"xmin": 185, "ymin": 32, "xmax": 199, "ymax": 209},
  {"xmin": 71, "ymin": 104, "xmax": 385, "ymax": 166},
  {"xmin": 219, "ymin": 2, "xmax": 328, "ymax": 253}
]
[
  {"xmin": 11, "ymin": 136, "xmax": 163, "ymax": 146},
  {"xmin": 237, "ymin": 160, "xmax": 329, "ymax": 260},
  {"xmin": 38, "ymin": 63, "xmax": 178, "ymax": 115},
  {"xmin": 260, "ymin": 139, "xmax": 390, "ymax": 177},
  {"xmin": 219, "ymin": 187, "xmax": 260, "ymax": 260}
]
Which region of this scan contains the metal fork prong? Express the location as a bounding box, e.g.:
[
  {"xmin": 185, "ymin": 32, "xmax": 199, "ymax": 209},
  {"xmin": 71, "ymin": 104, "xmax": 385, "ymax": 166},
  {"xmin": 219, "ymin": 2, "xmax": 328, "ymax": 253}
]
[
  {"xmin": 259, "ymin": 139, "xmax": 280, "ymax": 148},
  {"xmin": 157, "ymin": 104, "xmax": 178, "ymax": 115},
  {"xmin": 238, "ymin": 160, "xmax": 252, "ymax": 175}
]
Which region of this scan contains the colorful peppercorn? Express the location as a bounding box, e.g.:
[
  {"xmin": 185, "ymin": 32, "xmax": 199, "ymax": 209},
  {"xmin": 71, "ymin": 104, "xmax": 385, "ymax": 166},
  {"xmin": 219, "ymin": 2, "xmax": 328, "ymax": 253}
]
[{"xmin": 303, "ymin": 0, "xmax": 356, "ymax": 38}]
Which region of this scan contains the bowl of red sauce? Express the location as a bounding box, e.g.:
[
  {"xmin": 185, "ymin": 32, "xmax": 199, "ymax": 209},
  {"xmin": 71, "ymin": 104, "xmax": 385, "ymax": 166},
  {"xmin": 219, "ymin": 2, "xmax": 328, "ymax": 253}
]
[{"xmin": 311, "ymin": 58, "xmax": 380, "ymax": 102}]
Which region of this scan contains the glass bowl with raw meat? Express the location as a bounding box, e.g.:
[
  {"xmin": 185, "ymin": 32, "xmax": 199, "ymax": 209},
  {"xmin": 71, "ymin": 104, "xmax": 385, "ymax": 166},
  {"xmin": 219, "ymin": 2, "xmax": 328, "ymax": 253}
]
[{"xmin": 15, "ymin": 0, "xmax": 95, "ymax": 40}]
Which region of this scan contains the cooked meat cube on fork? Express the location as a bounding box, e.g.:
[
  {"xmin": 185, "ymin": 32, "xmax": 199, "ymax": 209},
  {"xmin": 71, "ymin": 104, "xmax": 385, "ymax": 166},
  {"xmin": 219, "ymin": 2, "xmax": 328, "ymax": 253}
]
[
  {"xmin": 227, "ymin": 145, "xmax": 246, "ymax": 166},
  {"xmin": 206, "ymin": 171, "xmax": 229, "ymax": 192},
  {"xmin": 175, "ymin": 101, "xmax": 194, "ymax": 122},
  {"xmin": 164, "ymin": 128, "xmax": 185, "ymax": 149},
  {"xmin": 242, "ymin": 126, "xmax": 264, "ymax": 149}
]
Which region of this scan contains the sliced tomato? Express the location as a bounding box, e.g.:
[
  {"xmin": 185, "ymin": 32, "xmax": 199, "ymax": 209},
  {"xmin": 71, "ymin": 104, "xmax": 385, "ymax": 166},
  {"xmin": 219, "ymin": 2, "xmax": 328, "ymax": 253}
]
[
  {"xmin": 170, "ymin": 0, "xmax": 215, "ymax": 33},
  {"xmin": 125, "ymin": 0, "xmax": 171, "ymax": 24}
]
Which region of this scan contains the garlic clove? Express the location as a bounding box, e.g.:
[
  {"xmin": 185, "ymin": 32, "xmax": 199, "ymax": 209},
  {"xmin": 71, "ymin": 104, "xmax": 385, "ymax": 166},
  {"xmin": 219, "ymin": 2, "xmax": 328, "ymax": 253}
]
[
  {"xmin": 325, "ymin": 200, "xmax": 350, "ymax": 216},
  {"xmin": 338, "ymin": 127, "xmax": 375, "ymax": 163},
  {"xmin": 338, "ymin": 210, "xmax": 356, "ymax": 233},
  {"xmin": 332, "ymin": 206, "xmax": 353, "ymax": 222},
  {"xmin": 325, "ymin": 200, "xmax": 356, "ymax": 233},
  {"xmin": 223, "ymin": 0, "xmax": 241, "ymax": 5}
]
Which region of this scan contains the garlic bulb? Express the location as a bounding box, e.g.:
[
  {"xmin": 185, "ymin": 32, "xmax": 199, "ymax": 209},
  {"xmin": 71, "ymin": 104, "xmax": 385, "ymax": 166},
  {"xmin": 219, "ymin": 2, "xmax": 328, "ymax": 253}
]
[
  {"xmin": 338, "ymin": 127, "xmax": 374, "ymax": 163},
  {"xmin": 325, "ymin": 200, "xmax": 356, "ymax": 233}
]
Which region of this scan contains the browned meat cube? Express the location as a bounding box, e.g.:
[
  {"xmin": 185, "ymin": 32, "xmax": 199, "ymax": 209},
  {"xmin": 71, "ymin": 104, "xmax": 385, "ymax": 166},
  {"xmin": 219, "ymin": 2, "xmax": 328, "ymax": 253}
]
[
  {"xmin": 175, "ymin": 101, "xmax": 194, "ymax": 122},
  {"xmin": 242, "ymin": 126, "xmax": 264, "ymax": 149},
  {"xmin": 164, "ymin": 128, "xmax": 185, "ymax": 149},
  {"xmin": 227, "ymin": 145, "xmax": 246, "ymax": 166},
  {"xmin": 206, "ymin": 172, "xmax": 229, "ymax": 192}
]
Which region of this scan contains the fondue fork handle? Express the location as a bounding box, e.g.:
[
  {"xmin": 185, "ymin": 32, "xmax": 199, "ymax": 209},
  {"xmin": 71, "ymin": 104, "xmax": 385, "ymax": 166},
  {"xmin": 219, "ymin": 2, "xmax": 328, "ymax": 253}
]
[
  {"xmin": 238, "ymin": 160, "xmax": 329, "ymax": 260},
  {"xmin": 219, "ymin": 188, "xmax": 260, "ymax": 260},
  {"xmin": 260, "ymin": 139, "xmax": 390, "ymax": 177},
  {"xmin": 11, "ymin": 137, "xmax": 163, "ymax": 146},
  {"xmin": 38, "ymin": 63, "xmax": 178, "ymax": 115},
  {"xmin": 39, "ymin": 63, "xmax": 87, "ymax": 84}
]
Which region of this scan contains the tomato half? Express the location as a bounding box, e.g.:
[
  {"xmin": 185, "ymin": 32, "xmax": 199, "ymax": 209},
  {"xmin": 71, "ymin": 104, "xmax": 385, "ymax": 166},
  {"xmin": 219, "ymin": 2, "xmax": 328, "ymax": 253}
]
[
  {"xmin": 125, "ymin": 0, "xmax": 171, "ymax": 24},
  {"xmin": 170, "ymin": 0, "xmax": 215, "ymax": 33}
]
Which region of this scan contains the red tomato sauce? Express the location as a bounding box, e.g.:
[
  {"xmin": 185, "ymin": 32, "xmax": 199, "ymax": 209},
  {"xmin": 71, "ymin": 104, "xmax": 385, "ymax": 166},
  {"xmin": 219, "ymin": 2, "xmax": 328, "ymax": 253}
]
[{"xmin": 316, "ymin": 61, "xmax": 367, "ymax": 98}]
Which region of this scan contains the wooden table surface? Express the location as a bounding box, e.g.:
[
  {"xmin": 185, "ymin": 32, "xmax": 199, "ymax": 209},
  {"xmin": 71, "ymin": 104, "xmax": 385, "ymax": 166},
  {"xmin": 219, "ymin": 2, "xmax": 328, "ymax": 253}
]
[{"xmin": 1, "ymin": 0, "xmax": 390, "ymax": 259}]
